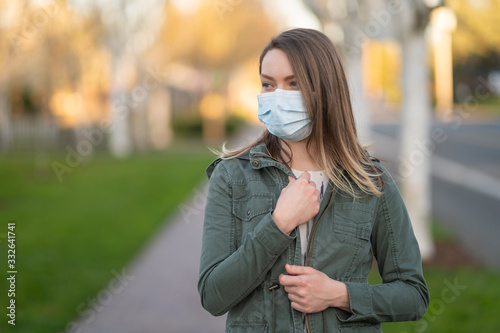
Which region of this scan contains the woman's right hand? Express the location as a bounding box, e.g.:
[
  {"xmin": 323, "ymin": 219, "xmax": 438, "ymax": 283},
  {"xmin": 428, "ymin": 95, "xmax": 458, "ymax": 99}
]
[{"xmin": 272, "ymin": 172, "xmax": 320, "ymax": 235}]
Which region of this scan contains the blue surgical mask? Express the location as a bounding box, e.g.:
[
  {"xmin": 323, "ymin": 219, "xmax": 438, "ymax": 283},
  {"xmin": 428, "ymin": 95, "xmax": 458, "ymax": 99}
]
[{"xmin": 257, "ymin": 89, "xmax": 312, "ymax": 141}]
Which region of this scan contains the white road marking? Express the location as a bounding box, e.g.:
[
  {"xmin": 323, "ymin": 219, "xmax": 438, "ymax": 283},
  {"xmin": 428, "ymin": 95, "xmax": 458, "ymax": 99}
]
[{"xmin": 371, "ymin": 132, "xmax": 500, "ymax": 201}]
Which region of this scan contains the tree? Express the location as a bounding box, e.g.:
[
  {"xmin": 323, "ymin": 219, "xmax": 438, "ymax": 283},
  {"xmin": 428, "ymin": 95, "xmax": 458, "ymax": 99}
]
[
  {"xmin": 0, "ymin": 1, "xmax": 27, "ymax": 150},
  {"xmin": 148, "ymin": 0, "xmax": 277, "ymax": 143},
  {"xmin": 302, "ymin": 0, "xmax": 386, "ymax": 144},
  {"xmin": 154, "ymin": 0, "xmax": 276, "ymax": 71},
  {"xmin": 94, "ymin": 0, "xmax": 166, "ymax": 157},
  {"xmin": 447, "ymin": 0, "xmax": 500, "ymax": 99},
  {"xmin": 0, "ymin": 0, "xmax": 106, "ymax": 149},
  {"xmin": 396, "ymin": 0, "xmax": 435, "ymax": 260},
  {"xmin": 448, "ymin": 0, "xmax": 500, "ymax": 63}
]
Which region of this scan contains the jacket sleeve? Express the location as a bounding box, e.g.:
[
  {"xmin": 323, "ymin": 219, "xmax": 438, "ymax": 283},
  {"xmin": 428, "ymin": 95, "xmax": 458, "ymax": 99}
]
[
  {"xmin": 336, "ymin": 169, "xmax": 430, "ymax": 323},
  {"xmin": 198, "ymin": 162, "xmax": 295, "ymax": 316}
]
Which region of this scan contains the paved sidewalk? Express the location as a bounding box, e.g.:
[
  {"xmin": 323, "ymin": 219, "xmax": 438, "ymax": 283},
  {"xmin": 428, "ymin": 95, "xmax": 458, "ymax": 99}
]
[{"xmin": 76, "ymin": 125, "xmax": 263, "ymax": 333}]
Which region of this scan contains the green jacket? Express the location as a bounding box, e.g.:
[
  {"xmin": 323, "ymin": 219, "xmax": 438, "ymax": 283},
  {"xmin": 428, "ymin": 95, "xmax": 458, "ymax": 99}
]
[{"xmin": 198, "ymin": 143, "xmax": 429, "ymax": 332}]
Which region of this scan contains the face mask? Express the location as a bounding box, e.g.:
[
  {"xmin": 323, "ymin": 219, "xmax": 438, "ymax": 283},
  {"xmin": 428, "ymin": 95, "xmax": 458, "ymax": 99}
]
[{"xmin": 257, "ymin": 89, "xmax": 312, "ymax": 141}]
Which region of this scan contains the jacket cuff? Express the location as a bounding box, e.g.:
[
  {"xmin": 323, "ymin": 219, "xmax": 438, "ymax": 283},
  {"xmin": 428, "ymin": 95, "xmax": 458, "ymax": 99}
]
[
  {"xmin": 253, "ymin": 212, "xmax": 295, "ymax": 256},
  {"xmin": 335, "ymin": 282, "xmax": 373, "ymax": 322}
]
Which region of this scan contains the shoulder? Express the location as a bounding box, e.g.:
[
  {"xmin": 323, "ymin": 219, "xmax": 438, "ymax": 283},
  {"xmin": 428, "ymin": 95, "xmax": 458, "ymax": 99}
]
[
  {"xmin": 205, "ymin": 151, "xmax": 252, "ymax": 181},
  {"xmin": 206, "ymin": 143, "xmax": 269, "ymax": 180},
  {"xmin": 369, "ymin": 160, "xmax": 406, "ymax": 206}
]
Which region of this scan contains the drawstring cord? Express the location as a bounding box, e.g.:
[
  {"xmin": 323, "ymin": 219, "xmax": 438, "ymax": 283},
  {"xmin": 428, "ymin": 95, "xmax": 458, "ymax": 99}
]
[{"xmin": 269, "ymin": 284, "xmax": 279, "ymax": 333}]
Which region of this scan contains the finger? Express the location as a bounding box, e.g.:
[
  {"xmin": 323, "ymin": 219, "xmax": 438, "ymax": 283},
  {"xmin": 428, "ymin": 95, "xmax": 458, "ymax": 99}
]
[
  {"xmin": 284, "ymin": 286, "xmax": 305, "ymax": 298},
  {"xmin": 288, "ymin": 175, "xmax": 296, "ymax": 184},
  {"xmin": 290, "ymin": 301, "xmax": 305, "ymax": 313},
  {"xmin": 308, "ymin": 180, "xmax": 316, "ymax": 188},
  {"xmin": 279, "ymin": 274, "xmax": 296, "ymax": 287},
  {"xmin": 285, "ymin": 264, "xmax": 315, "ymax": 275},
  {"xmin": 283, "ymin": 285, "xmax": 298, "ymax": 293},
  {"xmin": 298, "ymin": 171, "xmax": 311, "ymax": 181},
  {"xmin": 279, "ymin": 273, "xmax": 304, "ymax": 287},
  {"xmin": 287, "ymin": 292, "xmax": 302, "ymax": 305}
]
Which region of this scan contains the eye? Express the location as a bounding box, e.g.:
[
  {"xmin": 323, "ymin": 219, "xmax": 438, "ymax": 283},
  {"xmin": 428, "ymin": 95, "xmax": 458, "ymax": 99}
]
[
  {"xmin": 290, "ymin": 81, "xmax": 299, "ymax": 88},
  {"xmin": 261, "ymin": 82, "xmax": 272, "ymax": 89}
]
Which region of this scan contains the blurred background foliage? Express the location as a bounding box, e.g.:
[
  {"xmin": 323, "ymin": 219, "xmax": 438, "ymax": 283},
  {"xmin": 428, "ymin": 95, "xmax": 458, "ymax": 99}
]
[
  {"xmin": 449, "ymin": 0, "xmax": 500, "ymax": 100},
  {"xmin": 0, "ymin": 0, "xmax": 277, "ymax": 151},
  {"xmin": 1, "ymin": 0, "xmax": 499, "ymax": 151}
]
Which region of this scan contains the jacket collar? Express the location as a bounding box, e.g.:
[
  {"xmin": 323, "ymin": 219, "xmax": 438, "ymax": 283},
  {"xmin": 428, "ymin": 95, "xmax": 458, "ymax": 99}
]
[
  {"xmin": 207, "ymin": 142, "xmax": 354, "ymax": 180},
  {"xmin": 248, "ymin": 143, "xmax": 349, "ymax": 177},
  {"xmin": 205, "ymin": 143, "xmax": 295, "ymax": 179},
  {"xmin": 247, "ymin": 143, "xmax": 294, "ymax": 176}
]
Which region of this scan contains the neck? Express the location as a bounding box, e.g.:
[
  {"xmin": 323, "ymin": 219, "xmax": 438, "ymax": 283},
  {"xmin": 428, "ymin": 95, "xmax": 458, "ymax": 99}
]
[{"xmin": 279, "ymin": 139, "xmax": 321, "ymax": 171}]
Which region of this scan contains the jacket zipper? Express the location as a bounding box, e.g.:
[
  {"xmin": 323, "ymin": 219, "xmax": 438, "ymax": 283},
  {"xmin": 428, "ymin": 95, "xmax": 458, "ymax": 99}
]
[
  {"xmin": 254, "ymin": 152, "xmax": 331, "ymax": 332},
  {"xmin": 304, "ymin": 188, "xmax": 335, "ymax": 333}
]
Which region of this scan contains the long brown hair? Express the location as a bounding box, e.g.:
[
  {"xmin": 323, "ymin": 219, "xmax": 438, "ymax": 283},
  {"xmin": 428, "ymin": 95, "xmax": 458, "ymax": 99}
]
[{"xmin": 220, "ymin": 28, "xmax": 384, "ymax": 197}]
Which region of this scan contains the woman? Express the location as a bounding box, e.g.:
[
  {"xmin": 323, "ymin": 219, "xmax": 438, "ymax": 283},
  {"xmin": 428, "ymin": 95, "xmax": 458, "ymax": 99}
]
[{"xmin": 198, "ymin": 28, "xmax": 429, "ymax": 333}]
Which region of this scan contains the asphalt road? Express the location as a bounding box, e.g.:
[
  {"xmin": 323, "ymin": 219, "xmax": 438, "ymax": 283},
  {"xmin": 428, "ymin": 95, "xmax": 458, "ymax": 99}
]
[{"xmin": 371, "ymin": 121, "xmax": 500, "ymax": 267}]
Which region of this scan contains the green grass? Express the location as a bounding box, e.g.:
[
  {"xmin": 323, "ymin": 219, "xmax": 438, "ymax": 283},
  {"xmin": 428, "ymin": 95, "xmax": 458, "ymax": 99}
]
[
  {"xmin": 368, "ymin": 267, "xmax": 500, "ymax": 332},
  {"xmin": 0, "ymin": 144, "xmax": 214, "ymax": 333},
  {"xmin": 430, "ymin": 218, "xmax": 457, "ymax": 243},
  {"xmin": 367, "ymin": 219, "xmax": 500, "ymax": 332},
  {"xmin": 469, "ymin": 95, "xmax": 500, "ymax": 115}
]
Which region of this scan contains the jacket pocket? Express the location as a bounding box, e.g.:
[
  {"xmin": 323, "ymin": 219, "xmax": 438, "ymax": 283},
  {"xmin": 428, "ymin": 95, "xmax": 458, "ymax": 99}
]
[
  {"xmin": 332, "ymin": 203, "xmax": 373, "ymax": 246},
  {"xmin": 233, "ymin": 193, "xmax": 274, "ymax": 221}
]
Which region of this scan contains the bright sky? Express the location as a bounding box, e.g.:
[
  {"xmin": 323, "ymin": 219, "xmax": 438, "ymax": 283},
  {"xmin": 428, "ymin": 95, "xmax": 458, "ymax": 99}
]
[
  {"xmin": 272, "ymin": 0, "xmax": 321, "ymax": 30},
  {"xmin": 39, "ymin": 0, "xmax": 319, "ymax": 31},
  {"xmin": 170, "ymin": 0, "xmax": 320, "ymax": 30}
]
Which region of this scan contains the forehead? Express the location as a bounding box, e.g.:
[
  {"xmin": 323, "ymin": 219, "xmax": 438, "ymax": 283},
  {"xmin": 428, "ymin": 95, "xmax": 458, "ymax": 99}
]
[{"xmin": 261, "ymin": 48, "xmax": 294, "ymax": 78}]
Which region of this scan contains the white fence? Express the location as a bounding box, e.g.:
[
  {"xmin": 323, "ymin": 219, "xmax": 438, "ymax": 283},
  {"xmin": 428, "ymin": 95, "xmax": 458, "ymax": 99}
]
[{"xmin": 2, "ymin": 117, "xmax": 60, "ymax": 149}]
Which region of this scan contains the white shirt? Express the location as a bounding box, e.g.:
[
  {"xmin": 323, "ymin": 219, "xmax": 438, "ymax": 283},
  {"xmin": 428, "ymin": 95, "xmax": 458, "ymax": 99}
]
[{"xmin": 291, "ymin": 169, "xmax": 329, "ymax": 265}]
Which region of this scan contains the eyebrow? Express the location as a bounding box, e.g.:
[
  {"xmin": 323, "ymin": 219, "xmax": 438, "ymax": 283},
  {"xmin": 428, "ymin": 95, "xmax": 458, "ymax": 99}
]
[{"xmin": 260, "ymin": 74, "xmax": 296, "ymax": 81}]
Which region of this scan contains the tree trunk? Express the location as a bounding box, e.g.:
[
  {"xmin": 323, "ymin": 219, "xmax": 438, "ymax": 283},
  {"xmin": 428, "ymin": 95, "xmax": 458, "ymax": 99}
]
[
  {"xmin": 108, "ymin": 89, "xmax": 132, "ymax": 158},
  {"xmin": 0, "ymin": 85, "xmax": 11, "ymax": 152},
  {"xmin": 345, "ymin": 46, "xmax": 371, "ymax": 145},
  {"xmin": 399, "ymin": 30, "xmax": 435, "ymax": 261},
  {"xmin": 108, "ymin": 56, "xmax": 132, "ymax": 158},
  {"xmin": 148, "ymin": 87, "xmax": 172, "ymax": 150}
]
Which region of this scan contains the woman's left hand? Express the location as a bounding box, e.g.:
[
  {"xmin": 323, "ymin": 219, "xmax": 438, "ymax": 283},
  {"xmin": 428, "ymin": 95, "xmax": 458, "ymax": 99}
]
[{"xmin": 279, "ymin": 264, "xmax": 351, "ymax": 314}]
